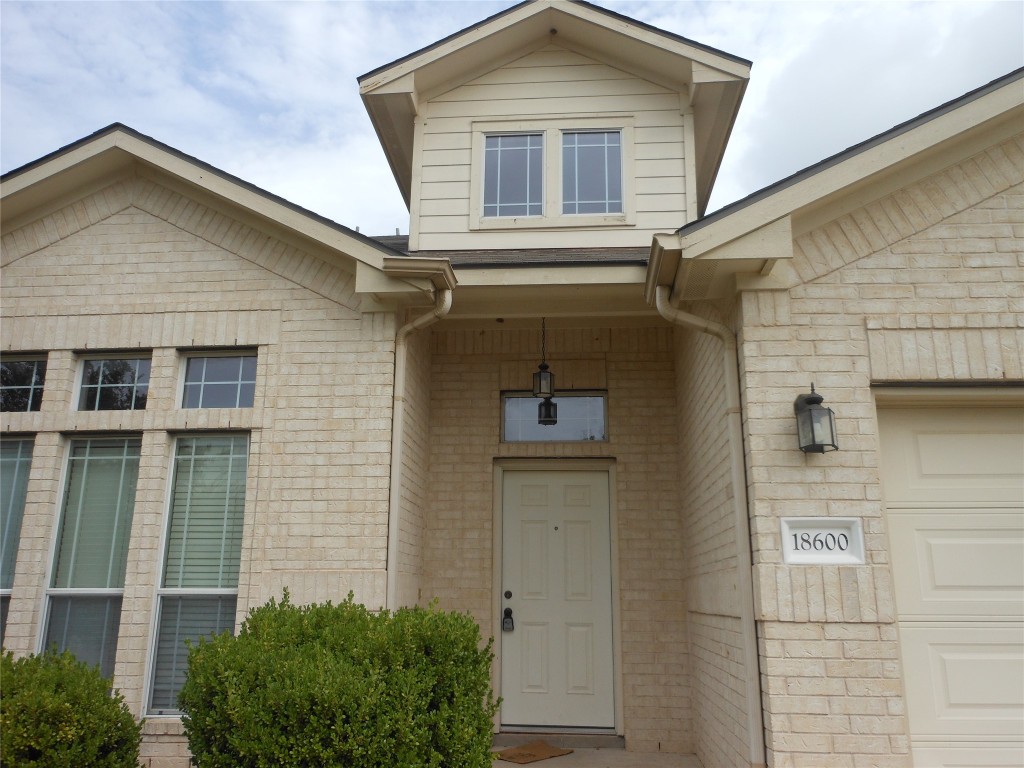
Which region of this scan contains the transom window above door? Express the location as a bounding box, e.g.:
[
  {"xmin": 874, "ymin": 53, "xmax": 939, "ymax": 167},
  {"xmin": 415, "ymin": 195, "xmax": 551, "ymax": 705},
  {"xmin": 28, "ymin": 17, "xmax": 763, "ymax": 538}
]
[
  {"xmin": 472, "ymin": 118, "xmax": 634, "ymax": 230},
  {"xmin": 502, "ymin": 392, "xmax": 607, "ymax": 443}
]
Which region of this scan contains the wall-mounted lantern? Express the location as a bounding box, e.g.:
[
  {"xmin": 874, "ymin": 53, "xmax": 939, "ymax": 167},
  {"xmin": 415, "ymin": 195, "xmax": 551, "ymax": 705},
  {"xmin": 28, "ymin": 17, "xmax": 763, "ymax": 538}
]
[
  {"xmin": 533, "ymin": 318, "xmax": 557, "ymax": 425},
  {"xmin": 794, "ymin": 383, "xmax": 838, "ymax": 453}
]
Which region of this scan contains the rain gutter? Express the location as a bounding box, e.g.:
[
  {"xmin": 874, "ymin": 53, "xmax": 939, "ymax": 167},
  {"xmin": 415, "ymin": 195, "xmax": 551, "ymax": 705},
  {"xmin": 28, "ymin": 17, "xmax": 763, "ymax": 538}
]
[{"xmin": 385, "ymin": 285, "xmax": 453, "ymax": 610}]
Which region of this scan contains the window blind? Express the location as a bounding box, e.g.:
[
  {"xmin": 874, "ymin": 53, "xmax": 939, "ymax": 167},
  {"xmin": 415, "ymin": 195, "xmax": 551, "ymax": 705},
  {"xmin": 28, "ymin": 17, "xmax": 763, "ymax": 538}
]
[
  {"xmin": 162, "ymin": 435, "xmax": 247, "ymax": 589},
  {"xmin": 1, "ymin": 438, "xmax": 33, "ymax": 590},
  {"xmin": 52, "ymin": 439, "xmax": 140, "ymax": 589}
]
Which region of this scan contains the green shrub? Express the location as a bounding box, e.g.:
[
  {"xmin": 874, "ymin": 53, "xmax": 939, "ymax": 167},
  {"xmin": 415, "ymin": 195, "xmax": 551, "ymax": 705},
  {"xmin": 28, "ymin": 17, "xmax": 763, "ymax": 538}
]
[
  {"xmin": 179, "ymin": 593, "xmax": 499, "ymax": 768},
  {"xmin": 0, "ymin": 649, "xmax": 142, "ymax": 768}
]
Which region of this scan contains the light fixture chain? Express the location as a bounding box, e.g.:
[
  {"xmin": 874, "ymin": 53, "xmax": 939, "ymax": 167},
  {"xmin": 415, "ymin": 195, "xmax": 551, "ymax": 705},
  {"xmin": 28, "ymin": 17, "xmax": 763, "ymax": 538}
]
[{"xmin": 541, "ymin": 317, "xmax": 547, "ymax": 362}]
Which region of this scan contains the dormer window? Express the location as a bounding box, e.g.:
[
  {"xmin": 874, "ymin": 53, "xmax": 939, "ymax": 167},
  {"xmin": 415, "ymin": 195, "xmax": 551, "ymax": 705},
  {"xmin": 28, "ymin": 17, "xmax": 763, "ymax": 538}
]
[
  {"xmin": 484, "ymin": 134, "xmax": 544, "ymax": 217},
  {"xmin": 562, "ymin": 131, "xmax": 622, "ymax": 215},
  {"xmin": 471, "ymin": 117, "xmax": 635, "ymax": 231}
]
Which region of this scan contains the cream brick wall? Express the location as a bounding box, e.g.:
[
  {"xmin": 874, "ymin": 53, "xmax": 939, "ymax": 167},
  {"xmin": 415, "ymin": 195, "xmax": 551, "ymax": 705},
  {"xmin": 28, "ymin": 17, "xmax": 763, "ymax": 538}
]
[
  {"xmin": 740, "ymin": 132, "xmax": 1023, "ymax": 766},
  {"xmin": 1, "ymin": 177, "xmax": 398, "ymax": 766},
  {"xmin": 670, "ymin": 305, "xmax": 755, "ymax": 767},
  {"xmin": 395, "ymin": 327, "xmax": 433, "ymax": 607},
  {"xmin": 420, "ymin": 324, "xmax": 692, "ymax": 753}
]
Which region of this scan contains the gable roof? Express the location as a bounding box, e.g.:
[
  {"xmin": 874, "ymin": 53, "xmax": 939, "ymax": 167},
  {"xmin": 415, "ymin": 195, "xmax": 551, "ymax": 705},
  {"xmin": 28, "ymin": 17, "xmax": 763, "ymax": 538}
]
[
  {"xmin": 645, "ymin": 67, "xmax": 1024, "ymax": 303},
  {"xmin": 359, "ymin": 0, "xmax": 750, "ymax": 215},
  {"xmin": 1, "ymin": 124, "xmax": 456, "ymax": 304},
  {"xmin": 1, "ymin": 123, "xmax": 400, "ymax": 267}
]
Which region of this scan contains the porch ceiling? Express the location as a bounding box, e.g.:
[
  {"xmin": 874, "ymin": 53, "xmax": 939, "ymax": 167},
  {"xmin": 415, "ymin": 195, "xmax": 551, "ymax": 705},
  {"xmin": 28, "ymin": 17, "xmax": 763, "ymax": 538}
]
[{"xmin": 447, "ymin": 264, "xmax": 653, "ymax": 319}]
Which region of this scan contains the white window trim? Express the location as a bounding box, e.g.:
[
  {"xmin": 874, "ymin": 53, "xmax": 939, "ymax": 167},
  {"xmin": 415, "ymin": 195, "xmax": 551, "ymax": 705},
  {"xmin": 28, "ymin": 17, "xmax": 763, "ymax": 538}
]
[
  {"xmin": 0, "ymin": 354, "xmax": 48, "ymax": 413},
  {"xmin": 38, "ymin": 436, "xmax": 141, "ymax": 675},
  {"xmin": 74, "ymin": 352, "xmax": 153, "ymax": 413},
  {"xmin": 146, "ymin": 432, "xmax": 248, "ymax": 716},
  {"xmin": 177, "ymin": 348, "xmax": 258, "ymax": 411},
  {"xmin": 470, "ymin": 117, "xmax": 635, "ymax": 231}
]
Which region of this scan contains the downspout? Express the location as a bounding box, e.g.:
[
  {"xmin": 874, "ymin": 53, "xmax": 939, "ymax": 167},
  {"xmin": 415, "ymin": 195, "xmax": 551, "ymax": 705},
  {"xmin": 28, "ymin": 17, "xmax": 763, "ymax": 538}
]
[
  {"xmin": 655, "ymin": 285, "xmax": 766, "ymax": 768},
  {"xmin": 385, "ymin": 288, "xmax": 453, "ymax": 610}
]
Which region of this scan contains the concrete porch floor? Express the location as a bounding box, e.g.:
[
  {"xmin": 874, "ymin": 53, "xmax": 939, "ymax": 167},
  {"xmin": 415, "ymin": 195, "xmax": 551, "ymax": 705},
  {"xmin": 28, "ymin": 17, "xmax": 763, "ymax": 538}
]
[{"xmin": 491, "ymin": 748, "xmax": 701, "ymax": 767}]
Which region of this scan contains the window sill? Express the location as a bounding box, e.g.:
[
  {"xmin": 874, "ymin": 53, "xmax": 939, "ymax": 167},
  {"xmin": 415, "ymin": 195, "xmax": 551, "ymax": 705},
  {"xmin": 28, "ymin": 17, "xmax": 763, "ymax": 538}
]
[
  {"xmin": 471, "ymin": 213, "xmax": 633, "ymax": 231},
  {"xmin": 142, "ymin": 717, "xmax": 185, "ymax": 735}
]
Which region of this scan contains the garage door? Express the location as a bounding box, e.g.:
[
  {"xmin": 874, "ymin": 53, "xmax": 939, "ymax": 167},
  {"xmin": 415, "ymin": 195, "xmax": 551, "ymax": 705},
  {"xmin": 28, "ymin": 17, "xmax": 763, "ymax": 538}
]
[{"xmin": 878, "ymin": 405, "xmax": 1024, "ymax": 767}]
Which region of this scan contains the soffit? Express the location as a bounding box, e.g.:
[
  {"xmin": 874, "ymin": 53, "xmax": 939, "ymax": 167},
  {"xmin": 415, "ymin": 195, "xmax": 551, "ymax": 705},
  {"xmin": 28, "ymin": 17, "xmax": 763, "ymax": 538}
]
[
  {"xmin": 359, "ymin": 0, "xmax": 749, "ymax": 211},
  {"xmin": 446, "ymin": 263, "xmax": 651, "ymax": 319}
]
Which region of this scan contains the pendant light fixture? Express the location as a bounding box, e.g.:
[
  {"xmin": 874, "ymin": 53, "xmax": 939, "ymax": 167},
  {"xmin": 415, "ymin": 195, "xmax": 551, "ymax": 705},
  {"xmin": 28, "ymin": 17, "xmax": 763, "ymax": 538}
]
[{"xmin": 533, "ymin": 318, "xmax": 557, "ymax": 425}]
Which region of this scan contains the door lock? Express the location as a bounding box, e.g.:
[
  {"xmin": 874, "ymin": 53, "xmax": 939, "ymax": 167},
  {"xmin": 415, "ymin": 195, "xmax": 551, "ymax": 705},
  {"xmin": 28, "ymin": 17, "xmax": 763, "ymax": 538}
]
[{"xmin": 502, "ymin": 607, "xmax": 514, "ymax": 632}]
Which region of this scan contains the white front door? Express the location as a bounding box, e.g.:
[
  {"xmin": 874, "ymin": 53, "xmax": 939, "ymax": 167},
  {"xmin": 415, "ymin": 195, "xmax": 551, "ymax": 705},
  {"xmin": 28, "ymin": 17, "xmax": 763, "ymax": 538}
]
[{"xmin": 500, "ymin": 469, "xmax": 615, "ymax": 729}]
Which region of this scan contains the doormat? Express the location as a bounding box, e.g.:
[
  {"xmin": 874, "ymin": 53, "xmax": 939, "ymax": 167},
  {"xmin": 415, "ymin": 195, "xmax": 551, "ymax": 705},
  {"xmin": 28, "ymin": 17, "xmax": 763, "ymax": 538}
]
[{"xmin": 496, "ymin": 740, "xmax": 574, "ymax": 764}]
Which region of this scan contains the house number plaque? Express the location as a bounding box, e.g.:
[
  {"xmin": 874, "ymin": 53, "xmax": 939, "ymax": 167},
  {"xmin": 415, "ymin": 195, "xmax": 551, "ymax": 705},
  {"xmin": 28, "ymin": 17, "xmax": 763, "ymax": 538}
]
[{"xmin": 780, "ymin": 517, "xmax": 865, "ymax": 565}]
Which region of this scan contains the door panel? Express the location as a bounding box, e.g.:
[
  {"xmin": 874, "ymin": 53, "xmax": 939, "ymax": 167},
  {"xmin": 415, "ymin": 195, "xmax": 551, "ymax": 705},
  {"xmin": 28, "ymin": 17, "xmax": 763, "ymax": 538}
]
[
  {"xmin": 879, "ymin": 406, "xmax": 1024, "ymax": 765},
  {"xmin": 501, "ymin": 470, "xmax": 615, "ymax": 728}
]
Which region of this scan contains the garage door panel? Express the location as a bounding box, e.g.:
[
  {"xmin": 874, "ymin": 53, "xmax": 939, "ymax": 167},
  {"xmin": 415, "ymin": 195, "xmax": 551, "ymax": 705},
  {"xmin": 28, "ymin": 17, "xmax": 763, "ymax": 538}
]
[
  {"xmin": 879, "ymin": 402, "xmax": 1024, "ymax": 765},
  {"xmin": 912, "ymin": 743, "xmax": 1024, "ymax": 767},
  {"xmin": 878, "ymin": 408, "xmax": 1024, "ymax": 505},
  {"xmin": 900, "ymin": 625, "xmax": 1024, "ymax": 738},
  {"xmin": 888, "ymin": 512, "xmax": 1024, "ymax": 618}
]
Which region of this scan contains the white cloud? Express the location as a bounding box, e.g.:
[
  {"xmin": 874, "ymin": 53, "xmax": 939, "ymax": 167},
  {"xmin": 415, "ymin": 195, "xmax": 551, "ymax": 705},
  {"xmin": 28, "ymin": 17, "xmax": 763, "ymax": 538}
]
[{"xmin": 2, "ymin": 0, "xmax": 1021, "ymax": 235}]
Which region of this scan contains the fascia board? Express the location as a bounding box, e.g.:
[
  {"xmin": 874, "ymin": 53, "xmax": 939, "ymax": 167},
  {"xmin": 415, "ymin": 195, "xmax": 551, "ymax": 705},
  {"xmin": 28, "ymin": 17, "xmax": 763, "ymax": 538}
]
[
  {"xmin": 359, "ymin": 1, "xmax": 749, "ymax": 98},
  {"xmin": 112, "ymin": 134, "xmax": 389, "ymax": 270},
  {"xmin": 382, "ymin": 255, "xmax": 458, "ymax": 291},
  {"xmin": 681, "ymin": 78, "xmax": 1024, "ymax": 260},
  {"xmin": 358, "ymin": 1, "xmax": 546, "ymax": 94},
  {"xmin": 643, "ymin": 232, "xmax": 681, "ymax": 305},
  {"xmin": 1, "ymin": 131, "xmax": 124, "ymax": 198}
]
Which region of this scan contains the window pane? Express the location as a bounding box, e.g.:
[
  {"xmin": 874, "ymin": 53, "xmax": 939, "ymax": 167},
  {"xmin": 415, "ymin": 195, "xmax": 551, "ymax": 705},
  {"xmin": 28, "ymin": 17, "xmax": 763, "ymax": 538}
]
[
  {"xmin": 1, "ymin": 439, "xmax": 33, "ymax": 591},
  {"xmin": 52, "ymin": 439, "xmax": 140, "ymax": 589},
  {"xmin": 79, "ymin": 358, "xmax": 151, "ymax": 411},
  {"xmin": 149, "ymin": 595, "xmax": 236, "ymax": 714},
  {"xmin": 0, "ymin": 595, "xmax": 8, "ymax": 643},
  {"xmin": 562, "ymin": 131, "xmax": 622, "ymax": 215},
  {"xmin": 44, "ymin": 595, "xmax": 122, "ymax": 679},
  {"xmin": 163, "ymin": 435, "xmax": 248, "ymax": 589},
  {"xmin": 483, "ymin": 134, "xmax": 543, "ymax": 218},
  {"xmin": 182, "ymin": 355, "xmax": 256, "ymax": 408},
  {"xmin": 1, "ymin": 359, "xmax": 46, "ymax": 412},
  {"xmin": 503, "ymin": 395, "xmax": 607, "ymax": 442}
]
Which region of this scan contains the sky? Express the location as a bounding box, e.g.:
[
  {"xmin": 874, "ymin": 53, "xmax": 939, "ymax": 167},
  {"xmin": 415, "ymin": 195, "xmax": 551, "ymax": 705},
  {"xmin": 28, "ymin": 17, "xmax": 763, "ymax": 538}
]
[{"xmin": 2, "ymin": 1, "xmax": 1022, "ymax": 237}]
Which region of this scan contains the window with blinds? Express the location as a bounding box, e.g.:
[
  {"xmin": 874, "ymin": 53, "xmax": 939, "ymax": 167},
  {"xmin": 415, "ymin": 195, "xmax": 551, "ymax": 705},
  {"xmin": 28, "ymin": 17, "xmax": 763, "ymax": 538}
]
[
  {"xmin": 44, "ymin": 437, "xmax": 140, "ymax": 678},
  {"xmin": 1, "ymin": 437, "xmax": 33, "ymax": 641},
  {"xmin": 149, "ymin": 434, "xmax": 248, "ymax": 715}
]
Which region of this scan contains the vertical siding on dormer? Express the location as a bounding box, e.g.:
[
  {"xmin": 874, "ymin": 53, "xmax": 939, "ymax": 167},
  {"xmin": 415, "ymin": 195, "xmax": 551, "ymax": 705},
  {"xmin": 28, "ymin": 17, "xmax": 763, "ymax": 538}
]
[{"xmin": 412, "ymin": 45, "xmax": 687, "ymax": 251}]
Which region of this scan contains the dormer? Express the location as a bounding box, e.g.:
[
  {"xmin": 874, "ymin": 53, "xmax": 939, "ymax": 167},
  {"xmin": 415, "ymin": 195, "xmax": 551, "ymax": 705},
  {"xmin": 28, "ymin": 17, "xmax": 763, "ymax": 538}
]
[{"xmin": 359, "ymin": 0, "xmax": 749, "ymax": 252}]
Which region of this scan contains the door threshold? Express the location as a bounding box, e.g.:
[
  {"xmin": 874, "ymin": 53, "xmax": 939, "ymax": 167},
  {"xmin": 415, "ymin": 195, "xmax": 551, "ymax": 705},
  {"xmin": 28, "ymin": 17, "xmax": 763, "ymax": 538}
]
[{"xmin": 494, "ymin": 729, "xmax": 624, "ymax": 750}]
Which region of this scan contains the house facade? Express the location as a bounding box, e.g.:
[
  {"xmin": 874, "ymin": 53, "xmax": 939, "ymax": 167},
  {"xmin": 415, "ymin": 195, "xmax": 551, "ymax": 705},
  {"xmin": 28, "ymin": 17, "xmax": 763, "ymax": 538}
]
[{"xmin": 1, "ymin": 2, "xmax": 1021, "ymax": 767}]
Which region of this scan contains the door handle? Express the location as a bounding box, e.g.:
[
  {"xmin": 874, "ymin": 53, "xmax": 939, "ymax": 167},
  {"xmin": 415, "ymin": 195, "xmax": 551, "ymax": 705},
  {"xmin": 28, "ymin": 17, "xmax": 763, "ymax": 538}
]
[{"xmin": 502, "ymin": 607, "xmax": 514, "ymax": 632}]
